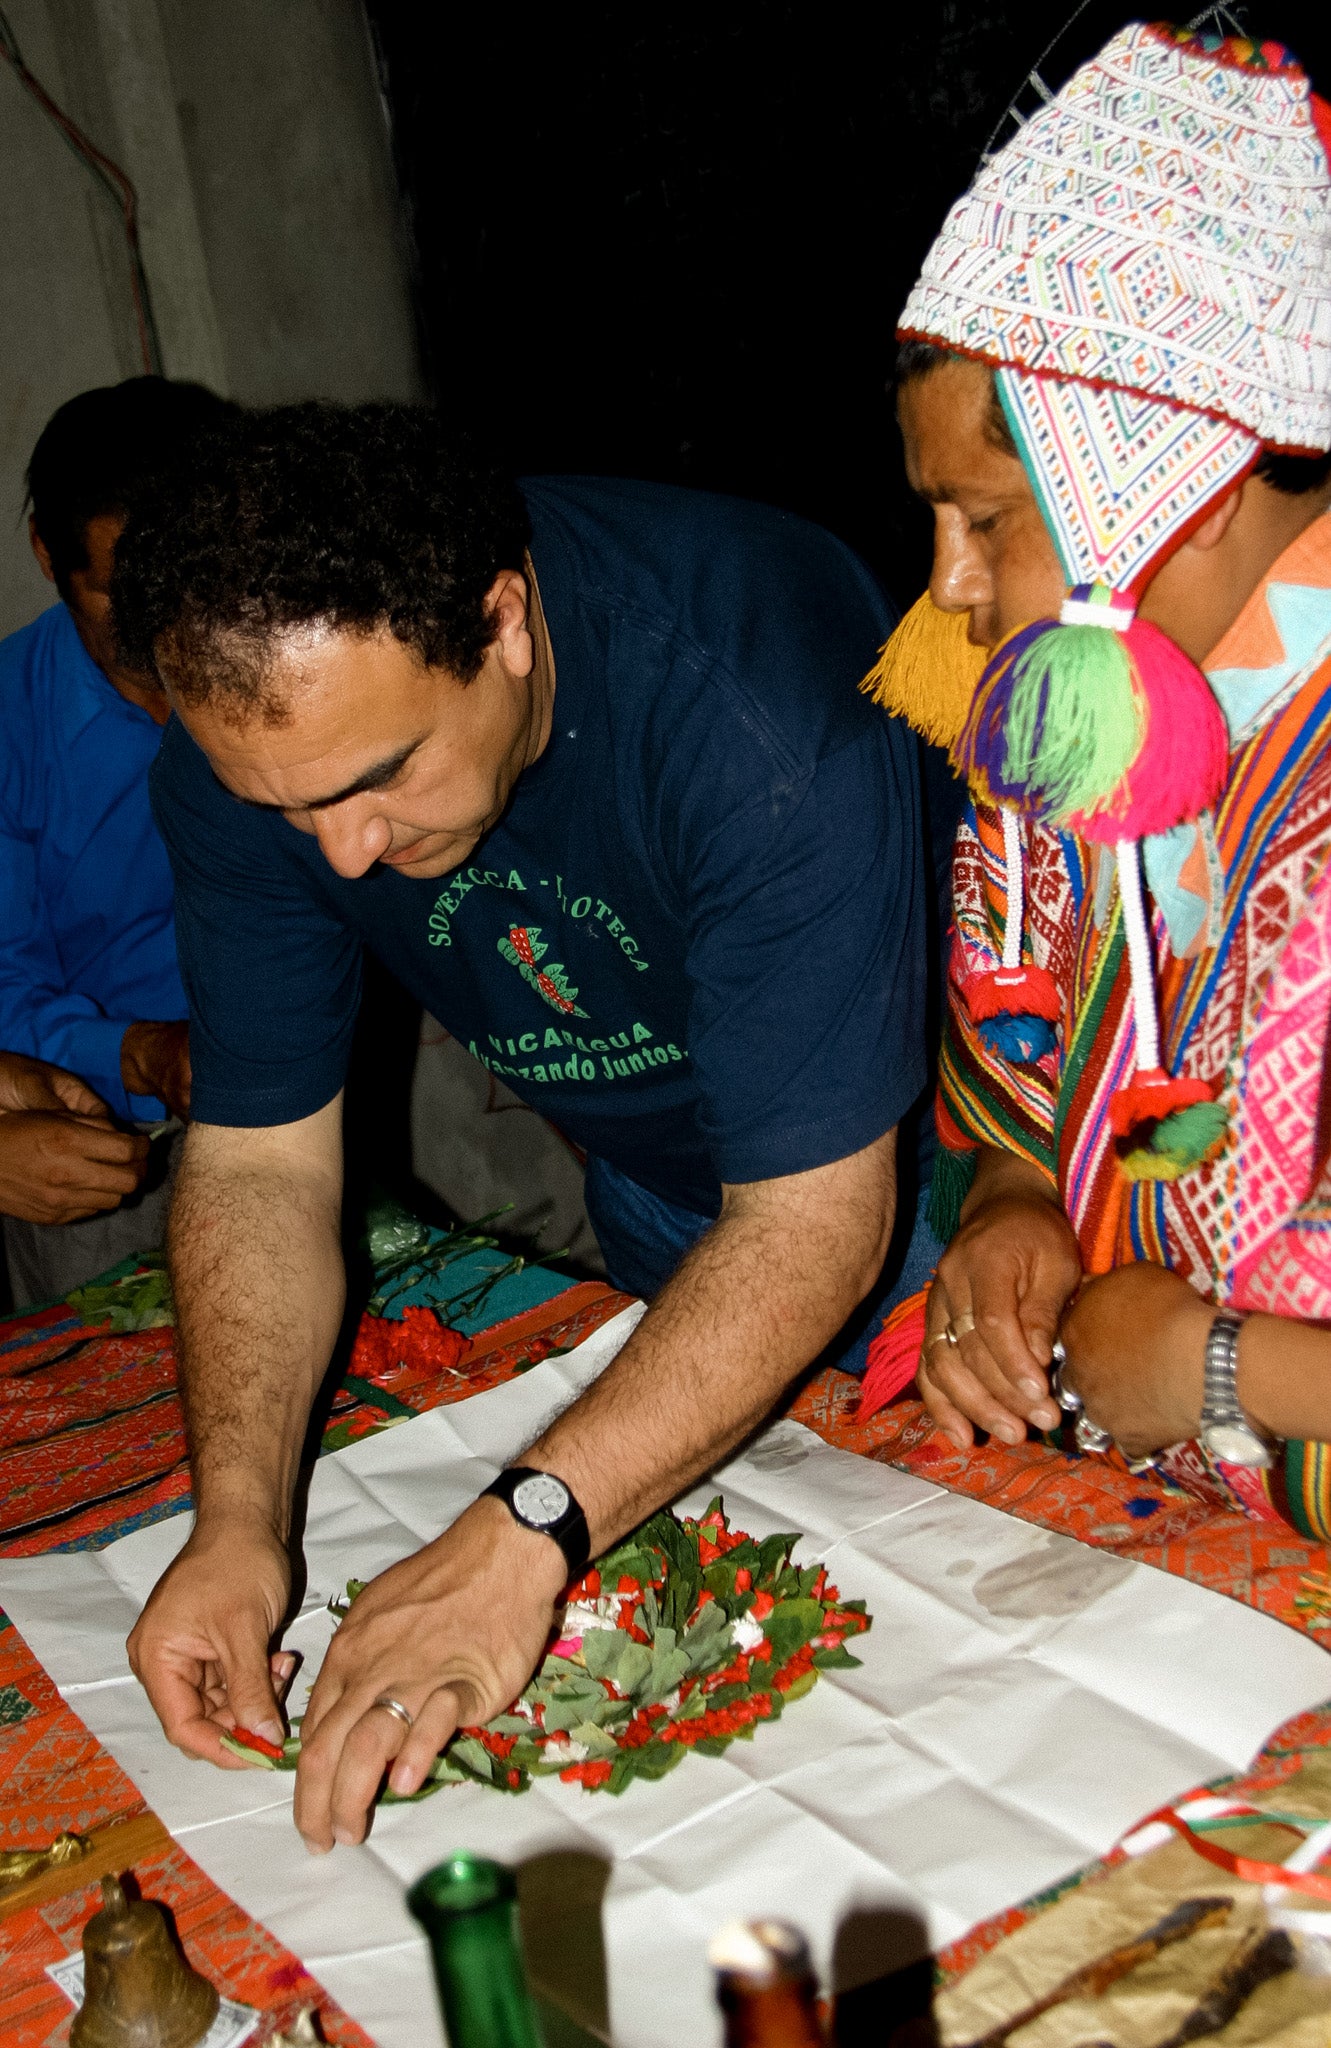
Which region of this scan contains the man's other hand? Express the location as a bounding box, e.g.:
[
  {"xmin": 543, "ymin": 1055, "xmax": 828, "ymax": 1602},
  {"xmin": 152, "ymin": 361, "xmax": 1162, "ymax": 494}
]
[
  {"xmin": 127, "ymin": 1516, "xmax": 294, "ymax": 1765},
  {"xmin": 293, "ymin": 1496, "xmax": 567, "ymax": 1851},
  {"xmin": 0, "ymin": 1050, "xmax": 149, "ymax": 1223},
  {"xmin": 121, "ymin": 1019, "xmax": 192, "ymax": 1119},
  {"xmin": 921, "ymin": 1148, "xmax": 1081, "ymax": 1450}
]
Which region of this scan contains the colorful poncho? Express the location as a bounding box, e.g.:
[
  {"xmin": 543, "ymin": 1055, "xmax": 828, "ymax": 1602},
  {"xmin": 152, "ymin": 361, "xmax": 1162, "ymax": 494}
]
[{"xmin": 938, "ymin": 512, "xmax": 1331, "ymax": 1536}]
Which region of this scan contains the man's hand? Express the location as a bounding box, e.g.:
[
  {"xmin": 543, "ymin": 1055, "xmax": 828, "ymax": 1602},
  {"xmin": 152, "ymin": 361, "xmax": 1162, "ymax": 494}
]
[
  {"xmin": 0, "ymin": 1050, "xmax": 148, "ymax": 1223},
  {"xmin": 121, "ymin": 1019, "xmax": 192, "ymax": 1119},
  {"xmin": 126, "ymin": 1102, "xmax": 344, "ymax": 1766},
  {"xmin": 0, "ymin": 1050, "xmax": 107, "ymax": 1120},
  {"xmin": 294, "ymin": 1498, "xmax": 566, "ymax": 1850},
  {"xmin": 279, "ymin": 1129, "xmax": 895, "ymax": 1851},
  {"xmin": 1057, "ymin": 1263, "xmax": 1211, "ymax": 1459},
  {"xmin": 920, "ymin": 1147, "xmax": 1080, "ymax": 1449},
  {"xmin": 127, "ymin": 1515, "xmax": 296, "ymax": 1764}
]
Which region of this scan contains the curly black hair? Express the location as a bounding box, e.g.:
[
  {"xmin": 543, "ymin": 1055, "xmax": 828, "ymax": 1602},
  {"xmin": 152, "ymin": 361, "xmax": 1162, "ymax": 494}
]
[{"xmin": 112, "ymin": 402, "xmax": 531, "ymax": 719}]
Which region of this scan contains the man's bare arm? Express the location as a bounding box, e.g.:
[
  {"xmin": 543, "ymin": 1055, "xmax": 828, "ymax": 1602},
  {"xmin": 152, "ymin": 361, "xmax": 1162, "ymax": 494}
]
[
  {"xmin": 293, "ymin": 1126, "xmax": 897, "ymax": 1847},
  {"xmin": 528, "ymin": 1129, "xmax": 898, "ymax": 1551},
  {"xmin": 128, "ymin": 1096, "xmax": 345, "ymax": 1758}
]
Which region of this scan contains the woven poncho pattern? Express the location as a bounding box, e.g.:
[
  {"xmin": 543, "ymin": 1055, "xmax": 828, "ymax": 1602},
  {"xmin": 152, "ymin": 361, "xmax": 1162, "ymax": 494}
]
[{"xmin": 900, "ymin": 22, "xmax": 1331, "ymax": 455}]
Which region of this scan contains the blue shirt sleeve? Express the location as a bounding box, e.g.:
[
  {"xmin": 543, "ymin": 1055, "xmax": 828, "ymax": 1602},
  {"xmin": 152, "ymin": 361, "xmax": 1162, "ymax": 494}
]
[
  {"xmin": 0, "ymin": 800, "xmax": 145, "ymax": 1117},
  {"xmin": 677, "ymin": 719, "xmax": 927, "ymax": 1185},
  {"xmin": 151, "ymin": 726, "xmax": 363, "ymax": 1127}
]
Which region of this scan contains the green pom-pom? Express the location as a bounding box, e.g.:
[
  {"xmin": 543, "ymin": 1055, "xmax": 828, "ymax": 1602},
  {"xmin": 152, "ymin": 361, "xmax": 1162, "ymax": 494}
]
[
  {"xmin": 1003, "ymin": 625, "xmax": 1144, "ymax": 820},
  {"xmin": 1121, "ymin": 1100, "xmax": 1229, "ymax": 1181}
]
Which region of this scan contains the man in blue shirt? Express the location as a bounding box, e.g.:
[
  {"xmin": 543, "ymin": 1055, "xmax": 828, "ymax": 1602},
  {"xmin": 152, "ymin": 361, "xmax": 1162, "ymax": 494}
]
[
  {"xmin": 0, "ymin": 377, "xmax": 232, "ymax": 1304},
  {"xmin": 111, "ymin": 404, "xmax": 950, "ymax": 1848}
]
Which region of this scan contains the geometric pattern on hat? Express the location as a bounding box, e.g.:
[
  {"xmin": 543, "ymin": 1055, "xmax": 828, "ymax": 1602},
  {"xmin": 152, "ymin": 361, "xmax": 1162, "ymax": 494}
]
[
  {"xmin": 901, "ymin": 23, "xmax": 1331, "ymax": 454},
  {"xmin": 996, "ymin": 368, "xmax": 1260, "ymax": 596}
]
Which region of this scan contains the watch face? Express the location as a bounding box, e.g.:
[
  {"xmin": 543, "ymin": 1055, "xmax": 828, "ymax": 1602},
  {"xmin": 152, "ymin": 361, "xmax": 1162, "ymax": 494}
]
[
  {"xmin": 512, "ymin": 1472, "xmax": 571, "ymax": 1527},
  {"xmin": 1202, "ymin": 1423, "xmax": 1273, "ymax": 1470}
]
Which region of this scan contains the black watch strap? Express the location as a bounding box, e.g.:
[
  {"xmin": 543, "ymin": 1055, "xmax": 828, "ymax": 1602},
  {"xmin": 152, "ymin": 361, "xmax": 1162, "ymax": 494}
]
[{"xmin": 481, "ymin": 1466, "xmax": 591, "ymax": 1577}]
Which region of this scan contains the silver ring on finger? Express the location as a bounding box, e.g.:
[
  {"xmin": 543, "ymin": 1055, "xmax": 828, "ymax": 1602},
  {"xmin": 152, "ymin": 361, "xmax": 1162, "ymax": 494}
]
[
  {"xmin": 1050, "ymin": 1342, "xmax": 1082, "ymax": 1414},
  {"xmin": 371, "ymin": 1693, "xmax": 414, "ymax": 1731},
  {"xmin": 949, "ymin": 1312, "xmax": 976, "ymax": 1341}
]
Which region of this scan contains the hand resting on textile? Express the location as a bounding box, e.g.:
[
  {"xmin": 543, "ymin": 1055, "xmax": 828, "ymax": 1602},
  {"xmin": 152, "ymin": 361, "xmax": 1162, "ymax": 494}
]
[
  {"xmin": 1057, "ymin": 1263, "xmax": 1331, "ymax": 1460},
  {"xmin": 0, "ymin": 1050, "xmax": 149, "ymax": 1223},
  {"xmin": 919, "ymin": 1144, "xmax": 1076, "ymax": 1449},
  {"xmin": 931, "ymin": 1218, "xmax": 1331, "ymax": 1463}
]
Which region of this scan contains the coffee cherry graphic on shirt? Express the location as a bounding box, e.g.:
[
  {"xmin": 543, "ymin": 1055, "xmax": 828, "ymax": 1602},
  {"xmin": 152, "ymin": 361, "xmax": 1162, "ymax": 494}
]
[{"xmin": 498, "ymin": 925, "xmax": 589, "ymax": 1017}]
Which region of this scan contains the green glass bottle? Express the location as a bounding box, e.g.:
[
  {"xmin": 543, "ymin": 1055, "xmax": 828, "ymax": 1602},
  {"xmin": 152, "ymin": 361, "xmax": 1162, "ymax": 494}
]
[{"xmin": 409, "ymin": 1853, "xmax": 545, "ymax": 2048}]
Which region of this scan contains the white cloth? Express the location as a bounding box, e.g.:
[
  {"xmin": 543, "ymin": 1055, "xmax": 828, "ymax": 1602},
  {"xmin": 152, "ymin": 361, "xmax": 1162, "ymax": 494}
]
[{"xmin": 2, "ymin": 1305, "xmax": 1328, "ymax": 2048}]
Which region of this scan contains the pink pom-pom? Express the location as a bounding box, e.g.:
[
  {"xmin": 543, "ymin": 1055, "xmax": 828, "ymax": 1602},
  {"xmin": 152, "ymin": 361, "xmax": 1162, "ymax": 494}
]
[
  {"xmin": 1069, "ymin": 620, "xmax": 1229, "ymax": 843},
  {"xmin": 962, "ymin": 965, "xmax": 1060, "ymax": 1023},
  {"xmin": 859, "ymin": 1288, "xmax": 929, "ymax": 1421},
  {"xmin": 1108, "ymin": 1066, "xmax": 1216, "ymax": 1137}
]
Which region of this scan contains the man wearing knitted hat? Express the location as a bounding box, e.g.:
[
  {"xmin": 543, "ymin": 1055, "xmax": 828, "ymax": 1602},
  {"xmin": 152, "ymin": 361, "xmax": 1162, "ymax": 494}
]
[{"xmin": 872, "ymin": 23, "xmax": 1331, "ymax": 1531}]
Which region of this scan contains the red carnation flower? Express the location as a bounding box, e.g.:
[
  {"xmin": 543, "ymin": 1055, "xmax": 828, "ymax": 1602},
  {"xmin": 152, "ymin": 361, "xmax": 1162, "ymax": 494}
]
[{"xmin": 560, "ymin": 1759, "xmax": 614, "ymax": 1787}]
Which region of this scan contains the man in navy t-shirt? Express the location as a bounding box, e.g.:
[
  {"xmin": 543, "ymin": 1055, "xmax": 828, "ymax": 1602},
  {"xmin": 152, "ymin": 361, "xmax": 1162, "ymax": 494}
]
[{"xmin": 113, "ymin": 404, "xmax": 940, "ymax": 1851}]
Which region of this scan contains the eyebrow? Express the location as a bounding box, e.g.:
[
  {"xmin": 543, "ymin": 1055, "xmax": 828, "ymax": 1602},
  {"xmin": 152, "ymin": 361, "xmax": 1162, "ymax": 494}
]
[{"xmin": 231, "ymin": 736, "xmax": 427, "ymax": 812}]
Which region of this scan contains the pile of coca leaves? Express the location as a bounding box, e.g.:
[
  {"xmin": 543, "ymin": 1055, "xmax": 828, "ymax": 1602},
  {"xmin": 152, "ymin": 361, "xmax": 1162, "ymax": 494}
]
[{"xmin": 221, "ymin": 1498, "xmax": 870, "ymax": 1796}]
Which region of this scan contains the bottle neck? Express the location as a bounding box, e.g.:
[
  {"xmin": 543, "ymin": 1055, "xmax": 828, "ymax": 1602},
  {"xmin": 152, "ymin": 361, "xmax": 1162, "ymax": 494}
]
[
  {"xmin": 413, "ymin": 1892, "xmax": 543, "ymax": 2048},
  {"xmin": 719, "ymin": 1973, "xmax": 825, "ymax": 2048}
]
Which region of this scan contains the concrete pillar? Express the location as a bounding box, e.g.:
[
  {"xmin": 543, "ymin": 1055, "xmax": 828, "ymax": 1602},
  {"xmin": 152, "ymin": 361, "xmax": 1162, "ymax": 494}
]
[
  {"xmin": 0, "ymin": 0, "xmax": 423, "ymax": 634},
  {"xmin": 86, "ymin": 0, "xmax": 229, "ymax": 389}
]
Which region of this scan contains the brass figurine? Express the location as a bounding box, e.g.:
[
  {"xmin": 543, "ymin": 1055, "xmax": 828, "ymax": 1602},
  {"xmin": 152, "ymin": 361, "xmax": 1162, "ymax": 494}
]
[
  {"xmin": 0, "ymin": 1829, "xmax": 93, "ymax": 1892},
  {"xmin": 71, "ymin": 1873, "xmax": 219, "ymax": 2048}
]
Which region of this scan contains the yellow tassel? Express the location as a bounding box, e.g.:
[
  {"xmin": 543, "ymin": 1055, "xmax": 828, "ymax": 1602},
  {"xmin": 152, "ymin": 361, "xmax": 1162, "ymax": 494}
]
[{"xmin": 859, "ymin": 591, "xmax": 987, "ymax": 754}]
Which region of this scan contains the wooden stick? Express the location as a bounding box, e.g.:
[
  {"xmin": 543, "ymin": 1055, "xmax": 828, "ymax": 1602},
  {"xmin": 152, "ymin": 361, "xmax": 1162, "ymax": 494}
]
[
  {"xmin": 1152, "ymin": 1927, "xmax": 1296, "ymax": 2047},
  {"xmin": 958, "ymin": 1896, "xmax": 1234, "ymax": 2048},
  {"xmin": 0, "ymin": 1810, "xmax": 171, "ymax": 1919}
]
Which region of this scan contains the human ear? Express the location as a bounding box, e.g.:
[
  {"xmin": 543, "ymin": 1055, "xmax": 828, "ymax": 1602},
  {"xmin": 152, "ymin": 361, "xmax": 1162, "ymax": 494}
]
[
  {"xmin": 482, "ymin": 569, "xmax": 534, "ymax": 678},
  {"xmin": 1177, "ymin": 484, "xmax": 1243, "ymax": 554},
  {"xmin": 29, "ymin": 516, "xmax": 56, "ymax": 584}
]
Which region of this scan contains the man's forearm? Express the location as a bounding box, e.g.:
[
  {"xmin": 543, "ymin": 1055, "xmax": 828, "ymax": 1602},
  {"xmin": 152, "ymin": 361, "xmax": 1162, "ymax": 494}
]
[
  {"xmin": 526, "ymin": 1132, "xmax": 896, "ymax": 1552},
  {"xmin": 169, "ymin": 1110, "xmax": 345, "ymax": 1537}
]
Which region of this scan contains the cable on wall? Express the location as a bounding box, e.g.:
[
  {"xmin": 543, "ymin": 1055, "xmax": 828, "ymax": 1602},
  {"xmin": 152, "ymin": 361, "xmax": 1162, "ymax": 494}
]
[{"xmin": 0, "ymin": 5, "xmax": 162, "ymax": 375}]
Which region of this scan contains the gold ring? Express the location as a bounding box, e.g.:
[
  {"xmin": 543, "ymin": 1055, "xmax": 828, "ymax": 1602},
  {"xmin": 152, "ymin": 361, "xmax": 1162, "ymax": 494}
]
[
  {"xmin": 949, "ymin": 1312, "xmax": 976, "ymax": 1340},
  {"xmin": 925, "ymin": 1328, "xmax": 954, "ymax": 1350},
  {"xmin": 371, "ymin": 1693, "xmax": 414, "ymax": 1731}
]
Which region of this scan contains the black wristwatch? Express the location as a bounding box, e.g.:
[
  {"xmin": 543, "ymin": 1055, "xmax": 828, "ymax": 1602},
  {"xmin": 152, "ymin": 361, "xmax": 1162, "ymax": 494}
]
[{"xmin": 481, "ymin": 1466, "xmax": 591, "ymax": 1577}]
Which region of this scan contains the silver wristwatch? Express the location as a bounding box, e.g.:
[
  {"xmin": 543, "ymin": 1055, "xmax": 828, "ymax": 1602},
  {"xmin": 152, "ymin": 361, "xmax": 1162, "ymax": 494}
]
[{"xmin": 1198, "ymin": 1310, "xmax": 1272, "ymax": 1469}]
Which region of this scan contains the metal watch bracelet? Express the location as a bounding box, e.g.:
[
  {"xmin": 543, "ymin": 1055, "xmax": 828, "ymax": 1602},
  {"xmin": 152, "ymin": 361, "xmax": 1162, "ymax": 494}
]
[{"xmin": 1198, "ymin": 1309, "xmax": 1273, "ymax": 1470}]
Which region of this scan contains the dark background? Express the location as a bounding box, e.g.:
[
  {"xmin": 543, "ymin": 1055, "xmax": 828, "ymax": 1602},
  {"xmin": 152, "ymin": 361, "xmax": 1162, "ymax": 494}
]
[{"xmin": 364, "ymin": 1, "xmax": 1331, "ymax": 611}]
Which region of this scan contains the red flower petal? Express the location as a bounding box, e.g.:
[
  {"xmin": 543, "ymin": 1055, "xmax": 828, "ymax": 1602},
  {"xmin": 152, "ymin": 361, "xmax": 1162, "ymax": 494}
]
[{"xmin": 229, "ymin": 1727, "xmax": 286, "ymax": 1761}]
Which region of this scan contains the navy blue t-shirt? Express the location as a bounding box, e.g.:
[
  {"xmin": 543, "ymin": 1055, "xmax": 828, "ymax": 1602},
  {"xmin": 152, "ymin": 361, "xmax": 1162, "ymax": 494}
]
[{"xmin": 152, "ymin": 478, "xmax": 930, "ymax": 1216}]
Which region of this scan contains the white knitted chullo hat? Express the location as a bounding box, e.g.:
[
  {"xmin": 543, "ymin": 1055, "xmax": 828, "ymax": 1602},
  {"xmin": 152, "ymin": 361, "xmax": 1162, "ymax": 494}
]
[{"xmin": 899, "ymin": 21, "xmax": 1331, "ymax": 1178}]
